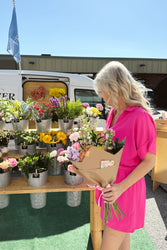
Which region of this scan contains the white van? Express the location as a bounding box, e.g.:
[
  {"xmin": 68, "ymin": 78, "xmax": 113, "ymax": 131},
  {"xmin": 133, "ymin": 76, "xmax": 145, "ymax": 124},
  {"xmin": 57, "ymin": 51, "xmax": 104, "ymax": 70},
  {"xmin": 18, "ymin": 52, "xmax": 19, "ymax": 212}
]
[{"xmin": 0, "ymin": 70, "xmax": 106, "ymax": 128}]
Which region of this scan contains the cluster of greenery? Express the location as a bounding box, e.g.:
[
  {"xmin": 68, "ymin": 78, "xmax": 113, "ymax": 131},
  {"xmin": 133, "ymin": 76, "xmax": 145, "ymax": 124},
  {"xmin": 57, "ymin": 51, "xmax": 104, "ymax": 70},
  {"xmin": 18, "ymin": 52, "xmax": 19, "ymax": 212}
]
[
  {"xmin": 14, "ymin": 130, "xmax": 39, "ymax": 145},
  {"xmin": 50, "ymin": 97, "xmax": 83, "ymax": 120},
  {"xmin": 0, "ymin": 130, "xmax": 12, "ymax": 146},
  {"xmin": 17, "ymin": 151, "xmax": 53, "ymax": 178}
]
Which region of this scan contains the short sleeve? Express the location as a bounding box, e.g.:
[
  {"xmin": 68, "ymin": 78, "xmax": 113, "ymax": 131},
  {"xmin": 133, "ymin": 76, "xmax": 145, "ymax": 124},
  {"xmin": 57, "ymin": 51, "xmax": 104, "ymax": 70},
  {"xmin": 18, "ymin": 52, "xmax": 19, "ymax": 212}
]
[{"xmin": 134, "ymin": 111, "xmax": 156, "ymax": 160}]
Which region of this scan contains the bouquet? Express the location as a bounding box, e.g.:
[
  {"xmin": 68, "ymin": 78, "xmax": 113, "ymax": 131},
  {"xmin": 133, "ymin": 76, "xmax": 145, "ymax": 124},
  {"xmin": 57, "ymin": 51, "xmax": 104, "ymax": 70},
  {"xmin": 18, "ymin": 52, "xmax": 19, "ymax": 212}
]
[
  {"xmin": 0, "ymin": 147, "xmax": 17, "ymax": 173},
  {"xmin": 66, "ymin": 127, "xmax": 126, "ymax": 222}
]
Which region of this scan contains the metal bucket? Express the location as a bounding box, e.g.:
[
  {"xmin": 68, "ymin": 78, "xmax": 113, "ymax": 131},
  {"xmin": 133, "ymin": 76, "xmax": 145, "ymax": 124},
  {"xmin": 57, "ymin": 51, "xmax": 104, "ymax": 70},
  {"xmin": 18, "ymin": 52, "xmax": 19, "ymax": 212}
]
[
  {"xmin": 0, "ymin": 171, "xmax": 11, "ymax": 209},
  {"xmin": 35, "ymin": 119, "xmax": 52, "ymax": 133},
  {"xmin": 0, "ymin": 194, "xmax": 10, "ymax": 209},
  {"xmin": 0, "ymin": 171, "xmax": 11, "ymax": 188},
  {"xmin": 30, "ymin": 193, "xmax": 47, "ymax": 209},
  {"xmin": 48, "ymin": 158, "xmax": 63, "ymax": 176},
  {"xmin": 64, "ymin": 170, "xmax": 83, "ymax": 185},
  {"xmin": 12, "ymin": 119, "xmax": 29, "ymax": 131},
  {"xmin": 58, "ymin": 119, "xmax": 74, "ymax": 132},
  {"xmin": 18, "ymin": 144, "xmax": 36, "ymax": 155},
  {"xmin": 28, "ymin": 170, "xmax": 48, "ymax": 209},
  {"xmin": 28, "ymin": 170, "xmax": 48, "ymax": 187},
  {"xmin": 64, "ymin": 170, "xmax": 83, "ymax": 207},
  {"xmin": 66, "ymin": 191, "xmax": 82, "ymax": 207},
  {"xmin": 0, "ymin": 120, "xmax": 5, "ymax": 131},
  {"xmin": 46, "ymin": 142, "xmax": 64, "ymax": 152}
]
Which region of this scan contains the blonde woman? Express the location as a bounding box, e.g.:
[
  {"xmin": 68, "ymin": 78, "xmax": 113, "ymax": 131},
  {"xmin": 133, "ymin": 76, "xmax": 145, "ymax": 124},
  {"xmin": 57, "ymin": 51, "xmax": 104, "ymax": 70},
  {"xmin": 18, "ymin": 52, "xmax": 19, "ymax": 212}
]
[{"xmin": 94, "ymin": 61, "xmax": 156, "ymax": 250}]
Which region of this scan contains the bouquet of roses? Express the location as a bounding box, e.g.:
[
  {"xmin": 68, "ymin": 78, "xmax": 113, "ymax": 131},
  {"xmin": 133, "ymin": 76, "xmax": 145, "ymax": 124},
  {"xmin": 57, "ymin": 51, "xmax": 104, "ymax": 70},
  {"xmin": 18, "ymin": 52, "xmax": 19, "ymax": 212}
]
[{"xmin": 66, "ymin": 125, "xmax": 126, "ymax": 222}]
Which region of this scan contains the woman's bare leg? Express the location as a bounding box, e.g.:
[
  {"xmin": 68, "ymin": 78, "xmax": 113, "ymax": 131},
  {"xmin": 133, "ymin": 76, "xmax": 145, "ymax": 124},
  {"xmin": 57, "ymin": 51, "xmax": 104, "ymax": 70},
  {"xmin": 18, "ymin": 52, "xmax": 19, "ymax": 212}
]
[
  {"xmin": 119, "ymin": 233, "xmax": 130, "ymax": 250},
  {"xmin": 101, "ymin": 225, "xmax": 129, "ymax": 250}
]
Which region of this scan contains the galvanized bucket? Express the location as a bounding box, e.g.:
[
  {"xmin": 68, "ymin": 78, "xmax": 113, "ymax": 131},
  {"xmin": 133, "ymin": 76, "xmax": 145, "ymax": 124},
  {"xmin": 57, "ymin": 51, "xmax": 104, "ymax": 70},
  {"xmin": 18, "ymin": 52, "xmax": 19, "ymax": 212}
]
[
  {"xmin": 64, "ymin": 170, "xmax": 83, "ymax": 185},
  {"xmin": 64, "ymin": 170, "xmax": 83, "ymax": 207},
  {"xmin": 0, "ymin": 171, "xmax": 11, "ymax": 209},
  {"xmin": 46, "ymin": 142, "xmax": 64, "ymax": 152},
  {"xmin": 0, "ymin": 195, "xmax": 10, "ymax": 209},
  {"xmin": 28, "ymin": 170, "xmax": 48, "ymax": 209},
  {"xmin": 0, "ymin": 120, "xmax": 5, "ymax": 131},
  {"xmin": 12, "ymin": 119, "xmax": 29, "ymax": 131},
  {"xmin": 30, "ymin": 193, "xmax": 47, "ymax": 209},
  {"xmin": 0, "ymin": 171, "xmax": 11, "ymax": 188},
  {"xmin": 18, "ymin": 144, "xmax": 36, "ymax": 155},
  {"xmin": 48, "ymin": 158, "xmax": 63, "ymax": 176},
  {"xmin": 35, "ymin": 119, "xmax": 52, "ymax": 133},
  {"xmin": 66, "ymin": 191, "xmax": 82, "ymax": 207},
  {"xmin": 58, "ymin": 119, "xmax": 74, "ymax": 132}
]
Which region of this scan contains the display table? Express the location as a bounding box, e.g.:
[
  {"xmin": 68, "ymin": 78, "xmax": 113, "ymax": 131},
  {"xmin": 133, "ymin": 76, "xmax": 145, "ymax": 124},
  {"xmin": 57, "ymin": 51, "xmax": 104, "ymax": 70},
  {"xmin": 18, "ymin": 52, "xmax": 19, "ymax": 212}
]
[
  {"xmin": 0, "ymin": 148, "xmax": 103, "ymax": 250},
  {"xmin": 152, "ymin": 119, "xmax": 167, "ymax": 191}
]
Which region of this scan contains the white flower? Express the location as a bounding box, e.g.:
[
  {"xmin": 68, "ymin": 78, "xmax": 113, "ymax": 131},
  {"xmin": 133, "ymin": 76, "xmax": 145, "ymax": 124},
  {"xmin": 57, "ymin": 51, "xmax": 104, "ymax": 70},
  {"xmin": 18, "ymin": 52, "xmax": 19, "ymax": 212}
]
[
  {"xmin": 1, "ymin": 147, "xmax": 8, "ymax": 154},
  {"xmin": 57, "ymin": 155, "xmax": 68, "ymax": 162},
  {"xmin": 50, "ymin": 150, "xmax": 57, "ymax": 158},
  {"xmin": 69, "ymin": 132, "xmax": 80, "ymax": 142}
]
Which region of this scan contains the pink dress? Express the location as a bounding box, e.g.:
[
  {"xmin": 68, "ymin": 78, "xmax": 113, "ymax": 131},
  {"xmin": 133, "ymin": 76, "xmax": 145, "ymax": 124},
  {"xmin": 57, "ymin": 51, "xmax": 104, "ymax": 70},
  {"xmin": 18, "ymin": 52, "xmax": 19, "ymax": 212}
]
[{"xmin": 95, "ymin": 106, "xmax": 156, "ymax": 233}]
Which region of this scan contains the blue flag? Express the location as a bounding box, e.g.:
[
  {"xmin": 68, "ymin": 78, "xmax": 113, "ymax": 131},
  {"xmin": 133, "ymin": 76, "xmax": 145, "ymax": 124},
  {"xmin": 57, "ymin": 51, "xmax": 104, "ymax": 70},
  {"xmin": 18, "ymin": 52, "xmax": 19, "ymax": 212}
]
[{"xmin": 7, "ymin": 5, "xmax": 21, "ymax": 64}]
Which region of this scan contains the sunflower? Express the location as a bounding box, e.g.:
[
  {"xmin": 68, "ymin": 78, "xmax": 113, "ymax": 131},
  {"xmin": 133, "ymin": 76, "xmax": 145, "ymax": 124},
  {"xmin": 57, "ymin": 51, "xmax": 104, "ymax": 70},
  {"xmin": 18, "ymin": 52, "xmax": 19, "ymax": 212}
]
[
  {"xmin": 56, "ymin": 132, "xmax": 67, "ymax": 145},
  {"xmin": 42, "ymin": 135, "xmax": 52, "ymax": 144},
  {"xmin": 49, "ymin": 130, "xmax": 57, "ymax": 136}
]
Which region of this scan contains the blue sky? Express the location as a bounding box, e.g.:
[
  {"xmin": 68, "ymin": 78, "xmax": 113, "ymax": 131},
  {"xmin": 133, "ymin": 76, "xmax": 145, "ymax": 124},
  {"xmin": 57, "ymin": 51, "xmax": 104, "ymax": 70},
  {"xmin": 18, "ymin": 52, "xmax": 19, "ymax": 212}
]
[{"xmin": 1, "ymin": 0, "xmax": 167, "ymax": 58}]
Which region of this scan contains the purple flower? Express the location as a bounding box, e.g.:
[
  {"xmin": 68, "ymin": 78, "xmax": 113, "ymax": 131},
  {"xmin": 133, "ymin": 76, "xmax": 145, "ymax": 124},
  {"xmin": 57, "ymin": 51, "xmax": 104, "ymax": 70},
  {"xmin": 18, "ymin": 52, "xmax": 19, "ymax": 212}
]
[
  {"xmin": 67, "ymin": 146, "xmax": 80, "ymax": 162},
  {"xmin": 50, "ymin": 97, "xmax": 60, "ymax": 108},
  {"xmin": 82, "ymin": 103, "xmax": 90, "ymax": 108}
]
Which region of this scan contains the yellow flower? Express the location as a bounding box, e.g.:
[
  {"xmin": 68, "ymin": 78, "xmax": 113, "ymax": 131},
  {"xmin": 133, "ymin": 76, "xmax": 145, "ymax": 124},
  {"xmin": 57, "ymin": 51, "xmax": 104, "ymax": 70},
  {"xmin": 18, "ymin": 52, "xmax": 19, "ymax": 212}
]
[
  {"xmin": 0, "ymin": 160, "xmax": 9, "ymax": 170},
  {"xmin": 49, "ymin": 88, "xmax": 66, "ymax": 97},
  {"xmin": 56, "ymin": 132, "xmax": 67, "ymax": 145},
  {"xmin": 91, "ymin": 107, "xmax": 101, "ymax": 115},
  {"xmin": 42, "ymin": 135, "xmax": 52, "ymax": 143},
  {"xmin": 39, "ymin": 133, "xmax": 45, "ymax": 142},
  {"xmin": 49, "ymin": 130, "xmax": 57, "ymax": 136}
]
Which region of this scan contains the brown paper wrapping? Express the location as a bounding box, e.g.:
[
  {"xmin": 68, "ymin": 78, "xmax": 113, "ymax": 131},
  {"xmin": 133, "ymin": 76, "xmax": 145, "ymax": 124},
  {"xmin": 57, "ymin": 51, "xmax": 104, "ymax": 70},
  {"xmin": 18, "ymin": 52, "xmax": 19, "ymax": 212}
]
[{"xmin": 71, "ymin": 146, "xmax": 123, "ymax": 188}]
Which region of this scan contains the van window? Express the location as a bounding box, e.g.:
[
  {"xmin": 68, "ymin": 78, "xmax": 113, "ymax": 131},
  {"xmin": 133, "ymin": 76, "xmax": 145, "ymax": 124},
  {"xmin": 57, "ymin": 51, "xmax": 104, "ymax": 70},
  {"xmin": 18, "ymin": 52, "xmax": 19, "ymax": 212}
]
[{"xmin": 74, "ymin": 89, "xmax": 107, "ymax": 119}]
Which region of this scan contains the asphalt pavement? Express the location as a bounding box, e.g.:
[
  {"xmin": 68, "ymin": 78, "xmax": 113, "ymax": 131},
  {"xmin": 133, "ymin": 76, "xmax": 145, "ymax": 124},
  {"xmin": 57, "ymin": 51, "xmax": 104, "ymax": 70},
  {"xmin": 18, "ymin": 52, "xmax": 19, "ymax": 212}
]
[{"xmin": 145, "ymin": 174, "xmax": 167, "ymax": 250}]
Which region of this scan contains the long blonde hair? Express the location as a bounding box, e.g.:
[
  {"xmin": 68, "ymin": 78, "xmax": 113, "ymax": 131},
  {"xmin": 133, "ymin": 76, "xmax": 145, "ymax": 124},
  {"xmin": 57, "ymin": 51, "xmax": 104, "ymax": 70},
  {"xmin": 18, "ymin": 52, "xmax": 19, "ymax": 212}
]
[{"xmin": 94, "ymin": 61, "xmax": 151, "ymax": 114}]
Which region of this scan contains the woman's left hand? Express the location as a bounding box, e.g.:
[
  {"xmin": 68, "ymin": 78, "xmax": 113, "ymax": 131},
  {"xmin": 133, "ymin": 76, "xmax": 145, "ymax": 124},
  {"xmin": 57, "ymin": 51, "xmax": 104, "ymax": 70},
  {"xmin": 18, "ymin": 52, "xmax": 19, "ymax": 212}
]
[{"xmin": 102, "ymin": 183, "xmax": 123, "ymax": 204}]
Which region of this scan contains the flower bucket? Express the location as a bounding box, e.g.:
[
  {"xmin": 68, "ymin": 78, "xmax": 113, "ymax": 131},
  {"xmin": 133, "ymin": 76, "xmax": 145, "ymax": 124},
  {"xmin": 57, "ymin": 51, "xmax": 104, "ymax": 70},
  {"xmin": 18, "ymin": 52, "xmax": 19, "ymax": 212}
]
[
  {"xmin": 12, "ymin": 119, "xmax": 29, "ymax": 131},
  {"xmin": 18, "ymin": 144, "xmax": 36, "ymax": 155},
  {"xmin": 64, "ymin": 169, "xmax": 83, "ymax": 207},
  {"xmin": 35, "ymin": 119, "xmax": 52, "ymax": 133},
  {"xmin": 28, "ymin": 170, "xmax": 48, "ymax": 209},
  {"xmin": 0, "ymin": 120, "xmax": 5, "ymax": 131},
  {"xmin": 46, "ymin": 142, "xmax": 64, "ymax": 152},
  {"xmin": 66, "ymin": 191, "xmax": 82, "ymax": 207},
  {"xmin": 58, "ymin": 119, "xmax": 74, "ymax": 132},
  {"xmin": 48, "ymin": 158, "xmax": 62, "ymax": 176},
  {"xmin": 0, "ymin": 171, "xmax": 11, "ymax": 209}
]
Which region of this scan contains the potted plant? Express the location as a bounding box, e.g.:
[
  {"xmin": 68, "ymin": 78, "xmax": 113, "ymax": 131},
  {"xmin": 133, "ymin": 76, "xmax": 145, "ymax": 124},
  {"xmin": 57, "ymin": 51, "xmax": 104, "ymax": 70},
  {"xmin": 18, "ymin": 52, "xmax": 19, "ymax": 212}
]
[
  {"xmin": 13, "ymin": 130, "xmax": 39, "ymax": 155},
  {"xmin": 0, "ymin": 99, "xmax": 11, "ymax": 130},
  {"xmin": 77, "ymin": 103, "xmax": 103, "ymax": 129},
  {"xmin": 0, "ymin": 148, "xmax": 17, "ymax": 208},
  {"xmin": 8, "ymin": 98, "xmax": 34, "ymax": 131},
  {"xmin": 40, "ymin": 130, "xmax": 67, "ymax": 152},
  {"xmin": 31, "ymin": 101, "xmax": 54, "ymax": 133},
  {"xmin": 0, "ymin": 130, "xmax": 11, "ymax": 147},
  {"xmin": 50, "ymin": 96, "xmax": 83, "ymax": 132},
  {"xmin": 17, "ymin": 151, "xmax": 53, "ymax": 209}
]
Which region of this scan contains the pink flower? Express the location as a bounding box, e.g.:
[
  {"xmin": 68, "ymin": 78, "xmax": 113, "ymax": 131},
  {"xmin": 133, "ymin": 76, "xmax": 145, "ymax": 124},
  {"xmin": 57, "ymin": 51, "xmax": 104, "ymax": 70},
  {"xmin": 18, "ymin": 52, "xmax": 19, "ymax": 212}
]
[
  {"xmin": 59, "ymin": 150, "xmax": 67, "ymax": 156},
  {"xmin": 57, "ymin": 148, "xmax": 64, "ymax": 154},
  {"xmin": 1, "ymin": 147, "xmax": 8, "ymax": 154},
  {"xmin": 69, "ymin": 132, "xmax": 80, "ymax": 142},
  {"xmin": 96, "ymin": 103, "xmax": 103, "ymax": 111},
  {"xmin": 72, "ymin": 142, "xmax": 81, "ymax": 151},
  {"xmin": 8, "ymin": 158, "xmax": 17, "ymax": 167},
  {"xmin": 82, "ymin": 103, "xmax": 90, "ymax": 108},
  {"xmin": 67, "ymin": 164, "xmax": 73, "ymax": 172}
]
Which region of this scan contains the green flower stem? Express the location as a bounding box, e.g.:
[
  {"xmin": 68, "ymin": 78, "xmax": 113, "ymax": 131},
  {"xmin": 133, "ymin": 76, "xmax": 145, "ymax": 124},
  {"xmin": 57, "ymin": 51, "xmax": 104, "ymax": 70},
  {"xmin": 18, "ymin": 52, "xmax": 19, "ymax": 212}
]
[{"xmin": 103, "ymin": 201, "xmax": 126, "ymax": 223}]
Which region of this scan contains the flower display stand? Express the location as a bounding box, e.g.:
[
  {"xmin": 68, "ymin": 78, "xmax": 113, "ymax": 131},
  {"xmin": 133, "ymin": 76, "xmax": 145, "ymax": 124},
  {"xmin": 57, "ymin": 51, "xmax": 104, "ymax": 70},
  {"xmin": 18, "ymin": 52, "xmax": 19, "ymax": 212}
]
[
  {"xmin": 0, "ymin": 174, "xmax": 103, "ymax": 250},
  {"xmin": 152, "ymin": 119, "xmax": 167, "ymax": 191}
]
